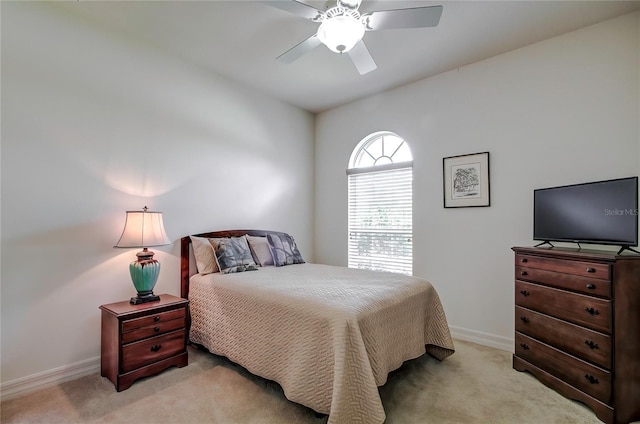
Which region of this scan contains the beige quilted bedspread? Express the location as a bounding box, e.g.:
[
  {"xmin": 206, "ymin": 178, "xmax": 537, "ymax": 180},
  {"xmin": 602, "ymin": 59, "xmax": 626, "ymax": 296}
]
[{"xmin": 189, "ymin": 263, "xmax": 455, "ymax": 424}]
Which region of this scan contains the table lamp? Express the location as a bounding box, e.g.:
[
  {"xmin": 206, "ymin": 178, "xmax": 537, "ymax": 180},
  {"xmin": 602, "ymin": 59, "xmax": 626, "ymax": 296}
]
[{"xmin": 114, "ymin": 206, "xmax": 171, "ymax": 304}]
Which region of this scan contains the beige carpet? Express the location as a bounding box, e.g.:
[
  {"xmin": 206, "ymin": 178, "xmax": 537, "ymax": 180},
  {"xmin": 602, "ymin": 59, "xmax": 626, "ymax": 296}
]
[{"xmin": 1, "ymin": 340, "xmax": 605, "ymax": 424}]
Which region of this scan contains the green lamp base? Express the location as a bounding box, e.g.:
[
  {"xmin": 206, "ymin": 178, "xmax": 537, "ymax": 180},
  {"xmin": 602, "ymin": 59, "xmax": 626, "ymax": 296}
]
[{"xmin": 129, "ymin": 248, "xmax": 161, "ymax": 305}]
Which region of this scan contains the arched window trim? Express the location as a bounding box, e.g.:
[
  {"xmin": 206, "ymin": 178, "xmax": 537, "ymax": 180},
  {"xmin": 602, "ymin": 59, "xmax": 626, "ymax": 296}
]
[{"xmin": 347, "ymin": 131, "xmax": 413, "ymax": 172}]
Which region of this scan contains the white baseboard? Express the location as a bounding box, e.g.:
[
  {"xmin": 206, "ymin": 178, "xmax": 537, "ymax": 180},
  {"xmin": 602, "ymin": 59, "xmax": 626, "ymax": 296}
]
[
  {"xmin": 1, "ymin": 356, "xmax": 100, "ymax": 401},
  {"xmin": 1, "ymin": 327, "xmax": 511, "ymax": 401},
  {"xmin": 449, "ymin": 325, "xmax": 513, "ymax": 352}
]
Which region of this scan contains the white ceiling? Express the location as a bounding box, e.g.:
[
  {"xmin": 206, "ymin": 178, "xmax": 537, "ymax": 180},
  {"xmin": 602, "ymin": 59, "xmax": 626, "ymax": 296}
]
[{"xmin": 55, "ymin": 0, "xmax": 639, "ymax": 113}]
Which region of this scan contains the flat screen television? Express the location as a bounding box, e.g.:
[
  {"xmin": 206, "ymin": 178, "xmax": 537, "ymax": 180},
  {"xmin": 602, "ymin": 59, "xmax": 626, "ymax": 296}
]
[{"xmin": 533, "ymin": 177, "xmax": 638, "ymax": 252}]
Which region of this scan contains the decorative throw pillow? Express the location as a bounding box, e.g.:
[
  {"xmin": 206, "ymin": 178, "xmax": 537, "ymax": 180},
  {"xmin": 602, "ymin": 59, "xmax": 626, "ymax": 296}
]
[
  {"xmin": 246, "ymin": 235, "xmax": 274, "ymax": 267},
  {"xmin": 214, "ymin": 236, "xmax": 259, "ymax": 274},
  {"xmin": 190, "ymin": 235, "xmax": 219, "ymax": 274},
  {"xmin": 267, "ymin": 233, "xmax": 305, "ymax": 267}
]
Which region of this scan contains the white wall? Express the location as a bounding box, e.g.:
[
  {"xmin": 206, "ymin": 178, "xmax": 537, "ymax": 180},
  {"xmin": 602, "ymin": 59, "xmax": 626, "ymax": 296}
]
[
  {"xmin": 315, "ymin": 12, "xmax": 640, "ymax": 350},
  {"xmin": 1, "ymin": 2, "xmax": 314, "ymax": 389}
]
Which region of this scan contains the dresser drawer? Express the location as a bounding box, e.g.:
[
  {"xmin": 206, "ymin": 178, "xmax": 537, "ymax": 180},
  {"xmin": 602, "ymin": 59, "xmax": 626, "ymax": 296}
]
[
  {"xmin": 515, "ymin": 333, "xmax": 611, "ymax": 404},
  {"xmin": 122, "ymin": 308, "xmax": 186, "ymax": 333},
  {"xmin": 122, "ymin": 317, "xmax": 185, "ymax": 344},
  {"xmin": 121, "ymin": 330, "xmax": 185, "ymax": 373},
  {"xmin": 515, "ymin": 254, "xmax": 610, "ymax": 281},
  {"xmin": 515, "ymin": 266, "xmax": 610, "ymax": 298},
  {"xmin": 515, "ymin": 306, "xmax": 611, "ymax": 369},
  {"xmin": 515, "ymin": 280, "xmax": 611, "ymax": 333}
]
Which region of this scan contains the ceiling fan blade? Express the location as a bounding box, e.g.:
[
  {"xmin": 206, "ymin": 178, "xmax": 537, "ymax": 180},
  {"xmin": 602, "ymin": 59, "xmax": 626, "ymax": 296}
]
[
  {"xmin": 363, "ymin": 5, "xmax": 443, "ymax": 31},
  {"xmin": 264, "ymin": 1, "xmax": 324, "ymax": 22},
  {"xmin": 347, "ymin": 40, "xmax": 377, "ymax": 75},
  {"xmin": 277, "ymin": 33, "xmax": 322, "ymax": 63}
]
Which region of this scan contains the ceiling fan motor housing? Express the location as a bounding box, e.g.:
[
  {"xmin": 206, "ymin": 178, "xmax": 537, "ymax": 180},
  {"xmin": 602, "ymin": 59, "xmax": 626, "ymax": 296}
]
[{"xmin": 337, "ymin": 0, "xmax": 362, "ymax": 10}]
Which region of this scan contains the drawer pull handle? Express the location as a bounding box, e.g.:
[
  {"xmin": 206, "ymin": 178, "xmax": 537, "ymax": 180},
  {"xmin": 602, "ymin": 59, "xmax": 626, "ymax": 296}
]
[
  {"xmin": 585, "ymin": 307, "xmax": 599, "ymax": 316},
  {"xmin": 154, "ymin": 316, "xmax": 161, "ymax": 322},
  {"xmin": 586, "ymin": 267, "xmax": 596, "ymax": 273},
  {"xmin": 520, "ymin": 343, "xmax": 530, "ymax": 350},
  {"xmin": 520, "ymin": 316, "xmax": 530, "ymax": 323},
  {"xmin": 150, "ymin": 344, "xmax": 162, "ymax": 352},
  {"xmin": 154, "ymin": 326, "xmax": 160, "ymax": 332},
  {"xmin": 584, "ymin": 374, "xmax": 599, "ymax": 384},
  {"xmin": 520, "ymin": 271, "xmax": 528, "ymax": 276},
  {"xmin": 584, "ymin": 340, "xmax": 599, "ymax": 350},
  {"xmin": 521, "ymin": 258, "xmax": 528, "ymax": 263},
  {"xmin": 520, "ymin": 290, "xmax": 530, "ymax": 297},
  {"xmin": 586, "ymin": 283, "xmax": 596, "ymax": 290}
]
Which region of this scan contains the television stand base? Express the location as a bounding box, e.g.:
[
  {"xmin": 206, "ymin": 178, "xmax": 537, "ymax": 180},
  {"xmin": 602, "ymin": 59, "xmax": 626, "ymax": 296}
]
[
  {"xmin": 617, "ymin": 245, "xmax": 640, "ymax": 255},
  {"xmin": 534, "ymin": 241, "xmax": 554, "ymax": 248}
]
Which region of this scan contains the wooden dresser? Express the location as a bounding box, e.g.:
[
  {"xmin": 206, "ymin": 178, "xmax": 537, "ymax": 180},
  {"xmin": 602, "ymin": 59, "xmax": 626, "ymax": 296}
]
[
  {"xmin": 100, "ymin": 294, "xmax": 189, "ymax": 391},
  {"xmin": 512, "ymin": 247, "xmax": 640, "ymax": 424}
]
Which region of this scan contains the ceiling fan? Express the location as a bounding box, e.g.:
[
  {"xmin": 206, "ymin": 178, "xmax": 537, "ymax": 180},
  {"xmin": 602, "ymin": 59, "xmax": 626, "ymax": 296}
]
[{"xmin": 265, "ymin": 0, "xmax": 443, "ymax": 75}]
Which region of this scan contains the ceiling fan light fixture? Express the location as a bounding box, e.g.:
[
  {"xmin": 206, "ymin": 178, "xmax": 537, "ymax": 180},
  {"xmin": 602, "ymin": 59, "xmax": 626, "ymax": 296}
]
[{"xmin": 317, "ymin": 15, "xmax": 365, "ymax": 53}]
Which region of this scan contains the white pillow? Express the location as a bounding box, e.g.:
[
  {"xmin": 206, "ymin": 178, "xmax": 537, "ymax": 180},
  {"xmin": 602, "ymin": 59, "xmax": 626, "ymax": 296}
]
[
  {"xmin": 190, "ymin": 235, "xmax": 220, "ymax": 274},
  {"xmin": 246, "ymin": 235, "xmax": 274, "ymax": 267}
]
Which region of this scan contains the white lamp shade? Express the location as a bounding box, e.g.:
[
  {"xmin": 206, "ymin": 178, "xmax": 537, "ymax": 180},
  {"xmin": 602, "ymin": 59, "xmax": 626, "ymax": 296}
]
[
  {"xmin": 317, "ymin": 15, "xmax": 365, "ymax": 53},
  {"xmin": 114, "ymin": 209, "xmax": 171, "ymax": 248}
]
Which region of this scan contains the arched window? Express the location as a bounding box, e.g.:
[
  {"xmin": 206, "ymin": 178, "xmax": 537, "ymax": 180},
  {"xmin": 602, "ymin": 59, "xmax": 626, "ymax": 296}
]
[{"xmin": 347, "ymin": 131, "xmax": 413, "ymax": 275}]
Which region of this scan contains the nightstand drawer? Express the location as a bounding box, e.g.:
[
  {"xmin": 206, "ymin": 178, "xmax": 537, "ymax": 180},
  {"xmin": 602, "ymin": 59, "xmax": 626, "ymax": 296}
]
[
  {"xmin": 515, "ymin": 280, "xmax": 611, "ymax": 333},
  {"xmin": 122, "ymin": 308, "xmax": 186, "ymax": 332},
  {"xmin": 515, "ymin": 333, "xmax": 611, "ymax": 404},
  {"xmin": 122, "ymin": 317, "xmax": 185, "ymax": 344},
  {"xmin": 121, "ymin": 330, "xmax": 185, "ymax": 373},
  {"xmin": 515, "ymin": 254, "xmax": 611, "ymax": 281},
  {"xmin": 515, "ymin": 306, "xmax": 611, "ymax": 369}
]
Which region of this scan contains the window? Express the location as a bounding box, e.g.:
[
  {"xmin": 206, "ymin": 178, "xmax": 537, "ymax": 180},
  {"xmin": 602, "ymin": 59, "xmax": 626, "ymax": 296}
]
[{"xmin": 347, "ymin": 132, "xmax": 413, "ymax": 275}]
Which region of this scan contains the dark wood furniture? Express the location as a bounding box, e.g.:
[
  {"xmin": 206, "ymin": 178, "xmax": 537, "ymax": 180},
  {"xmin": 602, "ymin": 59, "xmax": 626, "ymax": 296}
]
[
  {"xmin": 512, "ymin": 247, "xmax": 640, "ymax": 424},
  {"xmin": 100, "ymin": 294, "xmax": 189, "ymax": 391},
  {"xmin": 180, "ymin": 229, "xmax": 289, "ymax": 299}
]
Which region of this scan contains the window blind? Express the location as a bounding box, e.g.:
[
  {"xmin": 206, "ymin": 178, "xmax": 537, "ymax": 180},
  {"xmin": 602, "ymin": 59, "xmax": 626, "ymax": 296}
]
[{"xmin": 348, "ymin": 166, "xmax": 413, "ymax": 275}]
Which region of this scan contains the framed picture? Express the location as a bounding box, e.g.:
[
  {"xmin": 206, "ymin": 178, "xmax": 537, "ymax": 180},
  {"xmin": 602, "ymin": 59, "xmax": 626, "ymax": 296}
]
[{"xmin": 443, "ymin": 151, "xmax": 490, "ymax": 208}]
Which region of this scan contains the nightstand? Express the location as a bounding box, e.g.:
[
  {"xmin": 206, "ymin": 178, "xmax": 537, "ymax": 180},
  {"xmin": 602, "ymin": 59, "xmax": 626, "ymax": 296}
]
[{"xmin": 100, "ymin": 294, "xmax": 189, "ymax": 391}]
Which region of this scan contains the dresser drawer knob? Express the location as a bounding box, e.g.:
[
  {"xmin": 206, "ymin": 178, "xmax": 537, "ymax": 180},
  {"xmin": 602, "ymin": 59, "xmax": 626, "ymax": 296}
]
[
  {"xmin": 586, "ymin": 267, "xmax": 596, "ymax": 273},
  {"xmin": 584, "ymin": 374, "xmax": 599, "ymax": 384},
  {"xmin": 154, "ymin": 316, "xmax": 161, "ymax": 322},
  {"xmin": 154, "ymin": 326, "xmax": 160, "ymax": 332},
  {"xmin": 585, "ymin": 307, "xmax": 599, "ymax": 316},
  {"xmin": 521, "ymin": 258, "xmax": 528, "ymax": 263},
  {"xmin": 520, "ymin": 271, "xmax": 528, "ymax": 276},
  {"xmin": 586, "ymin": 283, "xmax": 596, "ymax": 290},
  {"xmin": 520, "ymin": 316, "xmax": 530, "ymax": 323},
  {"xmin": 584, "ymin": 340, "xmax": 599, "ymax": 350},
  {"xmin": 520, "ymin": 290, "xmax": 530, "ymax": 297},
  {"xmin": 150, "ymin": 344, "xmax": 162, "ymax": 352},
  {"xmin": 520, "ymin": 343, "xmax": 530, "ymax": 350}
]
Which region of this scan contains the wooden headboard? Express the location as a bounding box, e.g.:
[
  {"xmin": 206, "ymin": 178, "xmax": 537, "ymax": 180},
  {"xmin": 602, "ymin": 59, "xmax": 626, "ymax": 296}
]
[{"xmin": 180, "ymin": 229, "xmax": 290, "ymax": 299}]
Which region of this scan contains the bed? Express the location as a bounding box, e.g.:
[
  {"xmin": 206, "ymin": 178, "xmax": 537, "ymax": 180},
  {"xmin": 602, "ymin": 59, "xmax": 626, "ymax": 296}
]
[{"xmin": 180, "ymin": 230, "xmax": 455, "ymax": 424}]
